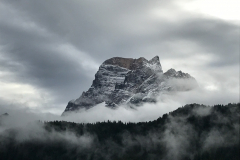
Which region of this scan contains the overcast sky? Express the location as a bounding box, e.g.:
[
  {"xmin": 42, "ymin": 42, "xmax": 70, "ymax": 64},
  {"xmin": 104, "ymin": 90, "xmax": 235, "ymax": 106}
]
[{"xmin": 0, "ymin": 0, "xmax": 239, "ymax": 115}]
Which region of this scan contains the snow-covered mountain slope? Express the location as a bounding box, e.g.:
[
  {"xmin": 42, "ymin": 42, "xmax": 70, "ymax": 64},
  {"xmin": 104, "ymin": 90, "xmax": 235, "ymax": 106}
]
[{"xmin": 62, "ymin": 56, "xmax": 197, "ymax": 115}]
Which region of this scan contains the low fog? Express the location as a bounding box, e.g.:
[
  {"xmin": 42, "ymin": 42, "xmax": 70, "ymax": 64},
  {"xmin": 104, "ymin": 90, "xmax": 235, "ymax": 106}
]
[
  {"xmin": 0, "ymin": 76, "xmax": 238, "ymax": 159},
  {"xmin": 1, "ymin": 73, "xmax": 239, "ymax": 159},
  {"xmin": 0, "ymin": 80, "xmax": 238, "ymax": 126},
  {"xmin": 0, "ymin": 100, "xmax": 238, "ymax": 160}
]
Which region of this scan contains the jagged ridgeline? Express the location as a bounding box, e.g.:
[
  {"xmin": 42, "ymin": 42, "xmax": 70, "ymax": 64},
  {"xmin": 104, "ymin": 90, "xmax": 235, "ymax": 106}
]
[
  {"xmin": 63, "ymin": 56, "xmax": 198, "ymax": 115},
  {"xmin": 1, "ymin": 103, "xmax": 239, "ymax": 160}
]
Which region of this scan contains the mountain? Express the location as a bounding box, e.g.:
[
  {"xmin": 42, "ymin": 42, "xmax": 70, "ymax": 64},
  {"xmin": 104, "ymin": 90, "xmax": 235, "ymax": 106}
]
[{"xmin": 62, "ymin": 56, "xmax": 197, "ymax": 115}]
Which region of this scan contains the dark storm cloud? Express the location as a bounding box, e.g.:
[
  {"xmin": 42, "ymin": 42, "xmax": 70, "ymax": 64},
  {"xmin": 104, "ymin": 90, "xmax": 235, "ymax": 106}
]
[
  {"xmin": 164, "ymin": 19, "xmax": 239, "ymax": 66},
  {"xmin": 0, "ymin": 2, "xmax": 97, "ymax": 105},
  {"xmin": 0, "ymin": 0, "xmax": 238, "ymax": 113},
  {"xmin": 3, "ymin": 0, "xmax": 237, "ymax": 65},
  {"xmin": 1, "ymin": 0, "xmax": 164, "ymax": 61}
]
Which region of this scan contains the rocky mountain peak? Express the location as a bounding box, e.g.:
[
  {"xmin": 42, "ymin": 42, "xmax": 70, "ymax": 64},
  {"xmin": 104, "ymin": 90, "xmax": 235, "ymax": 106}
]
[
  {"xmin": 62, "ymin": 56, "xmax": 197, "ymax": 115},
  {"xmin": 102, "ymin": 56, "xmax": 160, "ymax": 71},
  {"xmin": 164, "ymin": 68, "xmax": 177, "ymax": 76},
  {"xmin": 149, "ymin": 56, "xmax": 160, "ymax": 63},
  {"xmin": 103, "ymin": 57, "xmax": 135, "ymax": 70},
  {"xmin": 164, "ymin": 68, "xmax": 191, "ymax": 78}
]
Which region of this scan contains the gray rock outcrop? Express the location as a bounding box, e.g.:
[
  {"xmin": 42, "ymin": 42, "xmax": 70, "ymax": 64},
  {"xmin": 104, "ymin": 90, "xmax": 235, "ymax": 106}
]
[{"xmin": 62, "ymin": 56, "xmax": 197, "ymax": 115}]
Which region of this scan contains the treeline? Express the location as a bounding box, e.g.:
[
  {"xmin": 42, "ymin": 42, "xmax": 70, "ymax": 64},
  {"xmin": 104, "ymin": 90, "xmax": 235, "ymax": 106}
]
[{"xmin": 0, "ymin": 103, "xmax": 239, "ymax": 160}]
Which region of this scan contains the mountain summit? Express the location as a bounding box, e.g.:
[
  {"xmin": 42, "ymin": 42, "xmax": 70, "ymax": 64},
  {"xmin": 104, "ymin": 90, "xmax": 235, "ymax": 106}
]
[{"xmin": 62, "ymin": 56, "xmax": 197, "ymax": 115}]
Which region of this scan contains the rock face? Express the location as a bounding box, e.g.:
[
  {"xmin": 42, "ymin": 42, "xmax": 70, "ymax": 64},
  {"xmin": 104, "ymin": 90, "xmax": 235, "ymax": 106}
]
[{"xmin": 62, "ymin": 56, "xmax": 197, "ymax": 115}]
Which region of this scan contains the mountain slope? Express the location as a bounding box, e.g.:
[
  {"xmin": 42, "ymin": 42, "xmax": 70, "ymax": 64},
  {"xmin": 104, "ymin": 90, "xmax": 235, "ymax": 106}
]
[{"xmin": 63, "ymin": 56, "xmax": 197, "ymax": 115}]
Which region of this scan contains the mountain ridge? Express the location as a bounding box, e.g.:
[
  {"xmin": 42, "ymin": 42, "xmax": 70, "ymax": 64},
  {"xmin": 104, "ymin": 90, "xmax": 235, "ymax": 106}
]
[{"xmin": 62, "ymin": 56, "xmax": 197, "ymax": 115}]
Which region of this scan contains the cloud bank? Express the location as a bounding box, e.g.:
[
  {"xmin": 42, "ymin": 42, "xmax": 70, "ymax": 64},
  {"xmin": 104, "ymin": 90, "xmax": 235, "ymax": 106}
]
[{"xmin": 0, "ymin": 0, "xmax": 238, "ymax": 114}]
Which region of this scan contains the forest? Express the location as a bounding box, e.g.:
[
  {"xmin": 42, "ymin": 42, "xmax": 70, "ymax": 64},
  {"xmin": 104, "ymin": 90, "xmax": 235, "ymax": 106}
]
[{"xmin": 0, "ymin": 103, "xmax": 239, "ymax": 160}]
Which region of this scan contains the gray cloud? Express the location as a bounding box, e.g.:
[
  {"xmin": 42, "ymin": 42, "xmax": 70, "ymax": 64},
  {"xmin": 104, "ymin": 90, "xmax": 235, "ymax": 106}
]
[{"xmin": 0, "ymin": 0, "xmax": 238, "ymax": 114}]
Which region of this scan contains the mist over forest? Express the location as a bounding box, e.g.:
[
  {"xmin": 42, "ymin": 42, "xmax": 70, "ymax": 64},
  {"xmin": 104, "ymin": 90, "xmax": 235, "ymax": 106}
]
[
  {"xmin": 0, "ymin": 67, "xmax": 239, "ymax": 159},
  {"xmin": 0, "ymin": 103, "xmax": 239, "ymax": 160}
]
